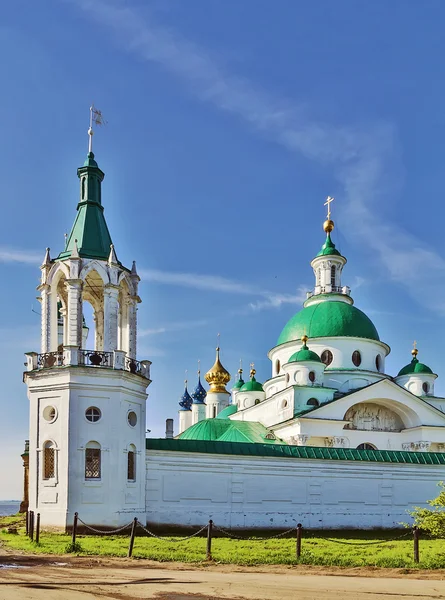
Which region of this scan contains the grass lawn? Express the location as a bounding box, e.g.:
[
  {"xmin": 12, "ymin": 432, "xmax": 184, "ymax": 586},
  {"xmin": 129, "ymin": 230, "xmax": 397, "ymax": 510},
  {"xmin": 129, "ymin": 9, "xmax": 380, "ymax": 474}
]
[{"xmin": 1, "ymin": 515, "xmax": 444, "ymax": 568}]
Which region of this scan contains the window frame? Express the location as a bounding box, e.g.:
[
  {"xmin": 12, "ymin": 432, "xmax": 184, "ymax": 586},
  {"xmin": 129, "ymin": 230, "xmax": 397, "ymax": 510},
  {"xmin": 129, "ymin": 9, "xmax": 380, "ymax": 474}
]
[
  {"xmin": 127, "ymin": 445, "xmax": 136, "ymax": 482},
  {"xmin": 85, "ymin": 443, "xmax": 101, "ymax": 480},
  {"xmin": 352, "ymin": 350, "xmax": 362, "ymax": 367},
  {"xmin": 85, "ymin": 406, "xmax": 102, "ymax": 423},
  {"xmin": 43, "ymin": 441, "xmax": 56, "ymax": 480},
  {"xmin": 321, "ymin": 349, "xmax": 333, "ymax": 366}
]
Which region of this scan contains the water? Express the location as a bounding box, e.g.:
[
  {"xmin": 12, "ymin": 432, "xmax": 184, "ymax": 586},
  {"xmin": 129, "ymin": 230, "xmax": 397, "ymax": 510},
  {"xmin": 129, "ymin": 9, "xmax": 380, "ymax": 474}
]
[{"xmin": 0, "ymin": 501, "xmax": 20, "ymax": 516}]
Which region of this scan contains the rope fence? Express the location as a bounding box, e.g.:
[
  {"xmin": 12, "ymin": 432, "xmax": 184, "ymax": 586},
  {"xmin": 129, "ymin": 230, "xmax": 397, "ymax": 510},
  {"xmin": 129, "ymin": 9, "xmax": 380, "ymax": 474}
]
[{"xmin": 19, "ymin": 510, "xmax": 425, "ymax": 563}]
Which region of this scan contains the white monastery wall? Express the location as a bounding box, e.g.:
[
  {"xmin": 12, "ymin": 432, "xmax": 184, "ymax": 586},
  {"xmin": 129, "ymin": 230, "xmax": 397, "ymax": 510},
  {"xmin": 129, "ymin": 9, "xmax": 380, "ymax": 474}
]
[{"xmin": 145, "ymin": 449, "xmax": 444, "ymax": 530}]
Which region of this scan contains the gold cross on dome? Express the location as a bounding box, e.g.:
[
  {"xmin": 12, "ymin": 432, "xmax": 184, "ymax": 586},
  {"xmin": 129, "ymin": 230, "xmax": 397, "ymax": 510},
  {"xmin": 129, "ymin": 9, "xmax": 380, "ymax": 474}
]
[{"xmin": 324, "ymin": 196, "xmax": 334, "ymax": 220}]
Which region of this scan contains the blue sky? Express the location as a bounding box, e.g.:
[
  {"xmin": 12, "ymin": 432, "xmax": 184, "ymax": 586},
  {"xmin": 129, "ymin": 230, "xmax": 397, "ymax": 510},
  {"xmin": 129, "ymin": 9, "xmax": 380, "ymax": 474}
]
[{"xmin": 2, "ymin": 0, "xmax": 445, "ymax": 498}]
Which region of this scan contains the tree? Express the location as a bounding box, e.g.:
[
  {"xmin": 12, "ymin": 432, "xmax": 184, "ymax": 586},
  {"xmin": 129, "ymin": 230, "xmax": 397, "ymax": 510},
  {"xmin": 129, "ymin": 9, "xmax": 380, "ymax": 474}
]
[{"xmin": 409, "ymin": 482, "xmax": 445, "ymax": 536}]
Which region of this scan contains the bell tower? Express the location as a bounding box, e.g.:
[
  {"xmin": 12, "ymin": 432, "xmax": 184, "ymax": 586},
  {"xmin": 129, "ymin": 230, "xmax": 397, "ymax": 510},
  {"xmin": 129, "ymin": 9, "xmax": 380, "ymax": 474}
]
[{"xmin": 24, "ymin": 109, "xmax": 151, "ymax": 529}]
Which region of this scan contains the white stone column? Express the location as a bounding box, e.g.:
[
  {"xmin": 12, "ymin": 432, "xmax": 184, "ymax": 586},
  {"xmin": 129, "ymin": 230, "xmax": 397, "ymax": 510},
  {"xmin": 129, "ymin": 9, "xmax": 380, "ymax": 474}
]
[
  {"xmin": 94, "ymin": 308, "xmax": 104, "ymax": 351},
  {"xmin": 65, "ymin": 279, "xmax": 83, "ymax": 347},
  {"xmin": 39, "ymin": 283, "xmax": 51, "ymax": 353},
  {"xmin": 128, "ymin": 298, "xmax": 138, "ymax": 359},
  {"xmin": 103, "ymin": 284, "xmax": 120, "ymax": 352}
]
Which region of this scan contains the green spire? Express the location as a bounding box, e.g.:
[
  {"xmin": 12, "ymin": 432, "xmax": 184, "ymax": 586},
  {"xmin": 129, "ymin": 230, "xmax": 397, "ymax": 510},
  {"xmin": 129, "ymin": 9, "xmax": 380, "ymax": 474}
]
[
  {"xmin": 316, "ymin": 232, "xmax": 341, "ymax": 257},
  {"xmin": 57, "ymin": 151, "xmax": 114, "ymax": 261}
]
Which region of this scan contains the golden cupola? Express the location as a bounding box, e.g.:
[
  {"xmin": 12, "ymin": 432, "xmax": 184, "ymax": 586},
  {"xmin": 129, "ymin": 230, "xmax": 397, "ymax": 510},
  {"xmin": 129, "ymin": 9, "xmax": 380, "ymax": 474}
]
[{"xmin": 205, "ymin": 347, "xmax": 231, "ymax": 394}]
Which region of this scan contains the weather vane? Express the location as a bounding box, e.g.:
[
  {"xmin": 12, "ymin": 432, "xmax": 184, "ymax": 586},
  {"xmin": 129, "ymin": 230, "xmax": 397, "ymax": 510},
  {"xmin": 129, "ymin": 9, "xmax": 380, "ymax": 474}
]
[
  {"xmin": 324, "ymin": 196, "xmax": 334, "ymax": 220},
  {"xmin": 88, "ymin": 104, "xmax": 106, "ymax": 153}
]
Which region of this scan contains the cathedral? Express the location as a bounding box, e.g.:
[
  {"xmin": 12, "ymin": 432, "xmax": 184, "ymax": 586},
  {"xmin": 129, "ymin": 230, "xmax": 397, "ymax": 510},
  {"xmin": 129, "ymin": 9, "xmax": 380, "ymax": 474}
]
[{"xmin": 22, "ymin": 122, "xmax": 445, "ymax": 530}]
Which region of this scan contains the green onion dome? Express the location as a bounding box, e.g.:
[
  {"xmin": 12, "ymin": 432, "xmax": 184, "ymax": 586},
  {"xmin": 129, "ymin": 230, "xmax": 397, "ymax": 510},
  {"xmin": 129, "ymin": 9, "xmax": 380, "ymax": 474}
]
[
  {"xmin": 397, "ymin": 352, "xmax": 433, "ymax": 377},
  {"xmin": 232, "ymin": 368, "xmax": 245, "ymax": 390},
  {"xmin": 289, "ymin": 337, "xmax": 322, "ymax": 363},
  {"xmin": 277, "ymin": 301, "xmax": 379, "ymax": 346},
  {"xmin": 240, "ymin": 368, "xmax": 264, "ymax": 393},
  {"xmin": 316, "ymin": 232, "xmax": 341, "ymax": 257},
  {"xmin": 216, "ymin": 404, "xmax": 238, "ymax": 419}
]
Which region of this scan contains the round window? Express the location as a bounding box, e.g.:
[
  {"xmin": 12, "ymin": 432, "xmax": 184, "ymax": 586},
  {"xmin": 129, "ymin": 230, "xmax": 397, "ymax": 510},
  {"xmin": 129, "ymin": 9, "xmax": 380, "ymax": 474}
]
[
  {"xmin": 127, "ymin": 411, "xmax": 137, "ymax": 427},
  {"xmin": 309, "ymin": 371, "xmax": 316, "ymax": 383},
  {"xmin": 375, "ymin": 354, "xmax": 381, "ymax": 371},
  {"xmin": 321, "ymin": 350, "xmax": 333, "ymax": 366},
  {"xmin": 85, "ymin": 407, "xmax": 101, "ymax": 423},
  {"xmin": 352, "ymin": 350, "xmax": 361, "ymax": 367},
  {"xmin": 423, "ymin": 382, "xmax": 430, "ymax": 394},
  {"xmin": 43, "ymin": 406, "xmax": 57, "ymax": 423}
]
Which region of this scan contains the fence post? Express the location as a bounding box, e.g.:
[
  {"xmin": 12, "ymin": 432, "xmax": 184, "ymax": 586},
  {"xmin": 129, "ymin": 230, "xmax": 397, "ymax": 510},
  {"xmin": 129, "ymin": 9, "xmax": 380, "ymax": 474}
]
[
  {"xmin": 206, "ymin": 519, "xmax": 213, "ymax": 560},
  {"xmin": 29, "ymin": 511, "xmax": 34, "ymax": 541},
  {"xmin": 413, "ymin": 526, "xmax": 420, "ymax": 563},
  {"xmin": 296, "ymin": 523, "xmax": 302, "ymax": 559},
  {"xmin": 25, "ymin": 510, "xmax": 29, "ymax": 537},
  {"xmin": 127, "ymin": 518, "xmax": 138, "ymax": 558},
  {"xmin": 72, "ymin": 512, "xmax": 78, "ymax": 546},
  {"xmin": 35, "ymin": 513, "xmax": 40, "ymax": 544}
]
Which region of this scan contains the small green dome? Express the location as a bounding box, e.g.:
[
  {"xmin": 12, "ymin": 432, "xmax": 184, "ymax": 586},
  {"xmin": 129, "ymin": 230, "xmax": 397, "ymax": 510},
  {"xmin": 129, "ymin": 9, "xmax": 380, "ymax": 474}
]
[
  {"xmin": 289, "ymin": 344, "xmax": 321, "ymax": 363},
  {"xmin": 217, "ymin": 405, "xmax": 238, "ymax": 419},
  {"xmin": 316, "ymin": 233, "xmax": 341, "ymax": 257},
  {"xmin": 277, "ymin": 301, "xmax": 380, "ymax": 345},
  {"xmin": 232, "ymin": 377, "xmax": 245, "ymax": 390},
  {"xmin": 397, "ymin": 357, "xmax": 433, "ymax": 377},
  {"xmin": 240, "ymin": 376, "xmax": 264, "ymax": 393}
]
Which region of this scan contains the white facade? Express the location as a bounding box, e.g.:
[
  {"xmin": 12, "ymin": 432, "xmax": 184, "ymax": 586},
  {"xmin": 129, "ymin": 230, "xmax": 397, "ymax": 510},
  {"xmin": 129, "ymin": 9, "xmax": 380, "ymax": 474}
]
[{"xmin": 145, "ymin": 448, "xmax": 445, "ymax": 529}]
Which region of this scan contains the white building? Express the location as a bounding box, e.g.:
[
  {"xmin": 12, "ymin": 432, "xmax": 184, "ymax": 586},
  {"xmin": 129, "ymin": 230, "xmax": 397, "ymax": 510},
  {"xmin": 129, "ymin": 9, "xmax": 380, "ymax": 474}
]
[{"xmin": 24, "ymin": 129, "xmax": 445, "ymax": 530}]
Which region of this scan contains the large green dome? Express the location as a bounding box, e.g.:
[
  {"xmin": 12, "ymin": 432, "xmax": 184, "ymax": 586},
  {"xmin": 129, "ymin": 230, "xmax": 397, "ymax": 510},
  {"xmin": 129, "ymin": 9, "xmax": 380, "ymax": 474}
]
[{"xmin": 277, "ymin": 301, "xmax": 380, "ymax": 345}]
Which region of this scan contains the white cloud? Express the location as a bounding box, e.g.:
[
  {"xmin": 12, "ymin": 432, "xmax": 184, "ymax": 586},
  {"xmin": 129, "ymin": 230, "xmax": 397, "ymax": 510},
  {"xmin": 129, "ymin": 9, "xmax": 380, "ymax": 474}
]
[
  {"xmin": 139, "ymin": 318, "xmax": 209, "ymax": 337},
  {"xmin": 0, "ymin": 248, "xmax": 40, "ymax": 265},
  {"xmin": 67, "ymin": 0, "xmax": 445, "ymax": 313},
  {"xmin": 140, "ymin": 267, "xmax": 305, "ymax": 312}
]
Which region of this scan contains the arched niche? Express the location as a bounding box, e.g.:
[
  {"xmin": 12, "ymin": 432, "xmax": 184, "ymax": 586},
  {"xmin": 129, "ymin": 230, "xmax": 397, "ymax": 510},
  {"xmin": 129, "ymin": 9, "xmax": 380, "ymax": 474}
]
[{"xmin": 343, "ymin": 400, "xmax": 418, "ymax": 432}]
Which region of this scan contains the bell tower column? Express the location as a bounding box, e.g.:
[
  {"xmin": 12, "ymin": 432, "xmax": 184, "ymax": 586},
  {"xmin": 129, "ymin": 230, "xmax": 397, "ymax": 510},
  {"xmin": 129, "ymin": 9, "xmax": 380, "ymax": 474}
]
[
  {"xmin": 103, "ymin": 284, "xmax": 120, "ymax": 351},
  {"xmin": 65, "ymin": 279, "xmax": 83, "ymax": 347}
]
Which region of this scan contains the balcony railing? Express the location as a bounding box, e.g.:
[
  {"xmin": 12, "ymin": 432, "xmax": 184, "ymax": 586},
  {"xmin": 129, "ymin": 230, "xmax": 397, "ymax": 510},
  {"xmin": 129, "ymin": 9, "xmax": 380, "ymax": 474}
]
[
  {"xmin": 26, "ymin": 348, "xmax": 151, "ymax": 379},
  {"xmin": 37, "ymin": 351, "xmax": 64, "ymax": 369},
  {"xmin": 79, "ymin": 350, "xmax": 113, "ymax": 367}
]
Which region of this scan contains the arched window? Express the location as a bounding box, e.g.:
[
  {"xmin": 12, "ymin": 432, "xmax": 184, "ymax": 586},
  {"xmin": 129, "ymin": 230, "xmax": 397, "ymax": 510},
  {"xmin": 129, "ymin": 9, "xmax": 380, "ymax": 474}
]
[
  {"xmin": 356, "ymin": 443, "xmax": 377, "ymax": 450},
  {"xmin": 43, "ymin": 441, "xmax": 56, "ymax": 479},
  {"xmin": 127, "ymin": 445, "xmax": 136, "ymax": 482},
  {"xmin": 81, "ymin": 177, "xmax": 86, "ymax": 199},
  {"xmin": 307, "ymin": 398, "xmax": 319, "ymax": 407},
  {"xmin": 85, "ymin": 441, "xmax": 101, "ymax": 479},
  {"xmin": 254, "ymin": 399, "xmax": 261, "ymax": 405},
  {"xmin": 212, "ymin": 406, "xmax": 217, "ymax": 418},
  {"xmin": 275, "ymin": 359, "xmax": 281, "ymax": 375},
  {"xmin": 423, "ymin": 382, "xmax": 430, "ymax": 394},
  {"xmin": 285, "ymin": 373, "xmax": 290, "ymax": 384},
  {"xmin": 375, "ymin": 354, "xmax": 381, "ymax": 372},
  {"xmin": 352, "ymin": 350, "xmax": 361, "ymax": 367},
  {"xmin": 309, "ymin": 371, "xmax": 316, "ymax": 383},
  {"xmin": 331, "ymin": 265, "xmax": 336, "ymax": 287},
  {"xmin": 317, "ymin": 268, "xmax": 321, "ymax": 285},
  {"xmin": 321, "ymin": 350, "xmax": 333, "ymax": 366}
]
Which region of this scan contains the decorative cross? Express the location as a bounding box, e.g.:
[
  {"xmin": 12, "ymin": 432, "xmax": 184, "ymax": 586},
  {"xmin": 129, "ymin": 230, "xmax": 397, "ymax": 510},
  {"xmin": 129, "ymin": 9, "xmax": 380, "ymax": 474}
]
[
  {"xmin": 413, "ymin": 340, "xmax": 417, "ymax": 351},
  {"xmin": 324, "ymin": 196, "xmax": 334, "ymax": 220},
  {"xmin": 217, "ymin": 332, "xmax": 220, "ymax": 350},
  {"xmin": 197, "ymin": 359, "xmax": 201, "ymax": 375}
]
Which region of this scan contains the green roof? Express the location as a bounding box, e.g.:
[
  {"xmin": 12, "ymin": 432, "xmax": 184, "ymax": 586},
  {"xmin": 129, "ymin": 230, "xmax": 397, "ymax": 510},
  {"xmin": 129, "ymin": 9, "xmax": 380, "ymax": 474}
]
[
  {"xmin": 316, "ymin": 233, "xmax": 341, "ymax": 257},
  {"xmin": 178, "ymin": 418, "xmax": 283, "ymax": 444},
  {"xmin": 232, "ymin": 377, "xmax": 245, "ymax": 390},
  {"xmin": 217, "ymin": 405, "xmax": 238, "ymax": 419},
  {"xmin": 277, "ymin": 301, "xmax": 380, "ymax": 345},
  {"xmin": 398, "ymin": 357, "xmax": 433, "ymax": 377},
  {"xmin": 240, "ymin": 376, "xmax": 264, "ymax": 393},
  {"xmin": 58, "ymin": 152, "xmax": 115, "ymax": 261},
  {"xmin": 289, "ymin": 344, "xmax": 321, "ymax": 363},
  {"xmin": 147, "ymin": 438, "xmax": 445, "ymax": 465}
]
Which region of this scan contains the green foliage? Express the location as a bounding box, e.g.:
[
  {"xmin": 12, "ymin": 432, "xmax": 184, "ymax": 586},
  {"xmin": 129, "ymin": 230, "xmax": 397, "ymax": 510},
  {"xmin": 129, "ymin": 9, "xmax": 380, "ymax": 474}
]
[
  {"xmin": 65, "ymin": 541, "xmax": 83, "ymax": 553},
  {"xmin": 409, "ymin": 481, "xmax": 445, "ymax": 537}
]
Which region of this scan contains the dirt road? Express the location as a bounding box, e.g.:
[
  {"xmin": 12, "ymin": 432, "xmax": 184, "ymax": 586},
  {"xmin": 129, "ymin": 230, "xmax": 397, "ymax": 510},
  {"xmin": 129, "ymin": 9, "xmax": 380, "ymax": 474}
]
[{"xmin": 1, "ymin": 555, "xmax": 445, "ymax": 600}]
